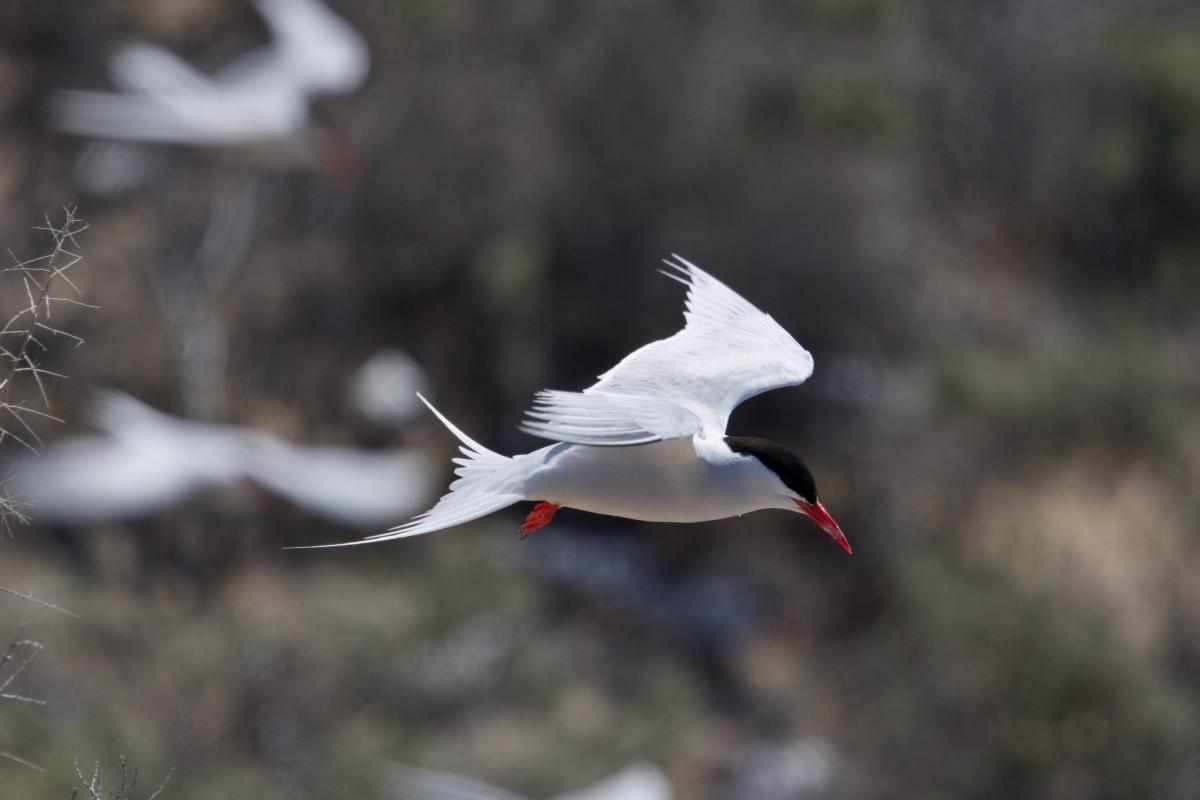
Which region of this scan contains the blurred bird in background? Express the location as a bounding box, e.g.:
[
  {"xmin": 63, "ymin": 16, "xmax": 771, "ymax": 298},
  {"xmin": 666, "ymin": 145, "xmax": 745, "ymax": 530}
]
[
  {"xmin": 388, "ymin": 762, "xmax": 673, "ymax": 800},
  {"xmin": 51, "ymin": 0, "xmax": 368, "ymax": 199},
  {"xmin": 45, "ymin": 0, "xmax": 373, "ymax": 428},
  {"xmin": 16, "ymin": 388, "xmax": 434, "ymax": 527},
  {"xmin": 387, "ymin": 747, "xmax": 841, "ymax": 800},
  {"xmin": 49, "ymin": 0, "xmax": 367, "ymax": 172}
]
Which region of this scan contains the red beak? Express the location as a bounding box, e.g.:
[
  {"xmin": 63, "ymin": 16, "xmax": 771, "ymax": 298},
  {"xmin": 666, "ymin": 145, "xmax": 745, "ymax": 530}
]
[
  {"xmin": 794, "ymin": 499, "xmax": 852, "ymax": 554},
  {"xmin": 320, "ymin": 133, "xmax": 362, "ymax": 186}
]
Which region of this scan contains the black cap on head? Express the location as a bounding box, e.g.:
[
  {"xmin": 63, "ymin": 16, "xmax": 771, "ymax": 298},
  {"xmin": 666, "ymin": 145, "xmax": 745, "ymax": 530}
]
[{"xmin": 725, "ymin": 436, "xmax": 816, "ymax": 503}]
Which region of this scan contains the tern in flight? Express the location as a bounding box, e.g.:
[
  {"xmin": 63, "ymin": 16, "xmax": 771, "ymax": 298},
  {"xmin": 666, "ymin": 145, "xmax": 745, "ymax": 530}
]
[{"xmin": 315, "ymin": 256, "xmax": 850, "ymax": 553}]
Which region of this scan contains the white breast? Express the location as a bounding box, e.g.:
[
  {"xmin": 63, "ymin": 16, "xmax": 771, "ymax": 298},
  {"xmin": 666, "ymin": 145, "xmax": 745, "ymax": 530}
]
[{"xmin": 518, "ymin": 437, "xmax": 789, "ymax": 523}]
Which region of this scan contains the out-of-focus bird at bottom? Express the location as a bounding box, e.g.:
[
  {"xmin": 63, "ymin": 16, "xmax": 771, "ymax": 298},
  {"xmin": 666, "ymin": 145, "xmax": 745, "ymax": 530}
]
[{"xmin": 386, "ymin": 762, "xmax": 673, "ymax": 800}]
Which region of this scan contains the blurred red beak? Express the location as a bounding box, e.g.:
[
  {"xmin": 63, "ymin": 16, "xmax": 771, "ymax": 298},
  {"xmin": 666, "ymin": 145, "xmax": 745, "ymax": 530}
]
[
  {"xmin": 320, "ymin": 134, "xmax": 362, "ymax": 186},
  {"xmin": 794, "ymin": 499, "xmax": 852, "ymax": 554}
]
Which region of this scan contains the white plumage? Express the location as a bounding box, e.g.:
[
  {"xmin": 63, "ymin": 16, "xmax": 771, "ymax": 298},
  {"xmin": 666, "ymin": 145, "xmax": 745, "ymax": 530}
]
[
  {"xmin": 315, "ymin": 256, "xmax": 850, "ymax": 554},
  {"xmin": 17, "ymin": 393, "xmax": 433, "ymax": 526},
  {"xmin": 17, "ymin": 393, "xmax": 245, "ymax": 522},
  {"xmin": 521, "ymin": 255, "xmax": 813, "ymax": 445},
  {"xmin": 387, "ymin": 762, "xmax": 673, "ymax": 800}
]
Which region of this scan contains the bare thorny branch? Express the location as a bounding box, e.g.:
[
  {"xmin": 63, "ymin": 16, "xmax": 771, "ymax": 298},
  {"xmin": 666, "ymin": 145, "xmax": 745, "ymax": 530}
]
[
  {"xmin": 0, "ymin": 625, "xmax": 44, "ymax": 706},
  {"xmin": 0, "ymin": 625, "xmax": 48, "ymax": 767},
  {"xmin": 0, "ymin": 206, "xmax": 92, "ymax": 535},
  {"xmin": 0, "ymin": 585, "xmax": 78, "ymax": 617},
  {"xmin": 70, "ymin": 752, "xmax": 174, "ymax": 800},
  {"xmin": 0, "ymin": 210, "xmax": 90, "ymax": 778},
  {"xmin": 0, "ymin": 212, "xmax": 169, "ymax": 794}
]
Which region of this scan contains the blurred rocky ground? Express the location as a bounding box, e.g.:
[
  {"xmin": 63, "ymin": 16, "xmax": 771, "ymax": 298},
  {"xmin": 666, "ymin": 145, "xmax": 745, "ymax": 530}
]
[{"xmin": 2, "ymin": 0, "xmax": 1200, "ymax": 798}]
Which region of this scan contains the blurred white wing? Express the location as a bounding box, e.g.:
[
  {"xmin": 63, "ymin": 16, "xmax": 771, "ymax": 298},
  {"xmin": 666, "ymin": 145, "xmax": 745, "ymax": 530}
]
[
  {"xmin": 386, "ymin": 766, "xmax": 530, "ymax": 800},
  {"xmin": 246, "ymin": 438, "xmax": 435, "ymax": 526},
  {"xmin": 108, "ymin": 42, "xmax": 213, "ymax": 94},
  {"xmin": 49, "ymin": 86, "xmax": 306, "ymax": 144},
  {"xmin": 250, "ymin": 0, "xmax": 369, "ymax": 93},
  {"xmin": 17, "ymin": 393, "xmax": 245, "ymax": 522},
  {"xmin": 519, "ymin": 255, "xmax": 814, "ymax": 445},
  {"xmin": 386, "ymin": 763, "xmax": 672, "ymax": 800},
  {"xmin": 50, "ymin": 0, "xmax": 366, "ymax": 146},
  {"xmin": 18, "ymin": 392, "xmax": 431, "ymax": 526},
  {"xmin": 553, "ymin": 764, "xmax": 673, "ymax": 800}
]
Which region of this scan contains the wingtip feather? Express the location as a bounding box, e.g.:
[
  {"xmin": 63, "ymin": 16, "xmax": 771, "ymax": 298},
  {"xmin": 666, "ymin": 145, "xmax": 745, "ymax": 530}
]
[
  {"xmin": 662, "ymin": 253, "xmax": 704, "ymax": 279},
  {"xmin": 656, "ymin": 267, "xmax": 690, "ymax": 287}
]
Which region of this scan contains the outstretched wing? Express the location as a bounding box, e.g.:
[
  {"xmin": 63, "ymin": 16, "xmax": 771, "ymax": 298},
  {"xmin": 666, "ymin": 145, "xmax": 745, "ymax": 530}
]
[
  {"xmin": 49, "ymin": 84, "xmax": 307, "ymax": 144},
  {"xmin": 108, "ymin": 42, "xmax": 213, "ymax": 94},
  {"xmin": 252, "ymin": 0, "xmax": 369, "ymax": 94},
  {"xmin": 518, "ymin": 255, "xmax": 814, "ymax": 445}
]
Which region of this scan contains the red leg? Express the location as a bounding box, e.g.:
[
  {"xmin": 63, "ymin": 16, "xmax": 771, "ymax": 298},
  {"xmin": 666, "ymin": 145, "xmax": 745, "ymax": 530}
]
[{"xmin": 521, "ymin": 501, "xmax": 560, "ymax": 537}]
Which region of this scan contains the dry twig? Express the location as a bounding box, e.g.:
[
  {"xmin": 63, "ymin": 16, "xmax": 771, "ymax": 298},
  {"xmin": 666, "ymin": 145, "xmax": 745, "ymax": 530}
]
[
  {"xmin": 0, "ymin": 584, "xmax": 79, "ymax": 617},
  {"xmin": 0, "ymin": 625, "xmax": 44, "ymax": 705},
  {"xmin": 70, "ymin": 752, "xmax": 174, "ymax": 800},
  {"xmin": 0, "ymin": 206, "xmax": 92, "ymax": 534}
]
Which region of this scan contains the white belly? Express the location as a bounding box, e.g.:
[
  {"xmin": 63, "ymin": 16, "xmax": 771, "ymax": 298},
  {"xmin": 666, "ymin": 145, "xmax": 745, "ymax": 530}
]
[{"xmin": 518, "ymin": 438, "xmax": 779, "ymax": 523}]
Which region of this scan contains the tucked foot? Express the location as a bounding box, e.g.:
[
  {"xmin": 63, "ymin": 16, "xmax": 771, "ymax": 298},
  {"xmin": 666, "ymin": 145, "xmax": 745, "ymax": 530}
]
[{"xmin": 521, "ymin": 501, "xmax": 560, "ymax": 538}]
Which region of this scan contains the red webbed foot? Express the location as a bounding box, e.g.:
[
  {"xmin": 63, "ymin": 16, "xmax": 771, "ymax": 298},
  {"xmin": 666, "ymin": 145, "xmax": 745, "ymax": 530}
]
[{"xmin": 520, "ymin": 501, "xmax": 560, "ymax": 538}]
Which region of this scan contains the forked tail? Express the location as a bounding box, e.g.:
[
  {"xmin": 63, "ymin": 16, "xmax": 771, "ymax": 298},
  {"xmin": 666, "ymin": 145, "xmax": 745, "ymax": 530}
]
[{"xmin": 300, "ymin": 395, "xmax": 523, "ymax": 548}]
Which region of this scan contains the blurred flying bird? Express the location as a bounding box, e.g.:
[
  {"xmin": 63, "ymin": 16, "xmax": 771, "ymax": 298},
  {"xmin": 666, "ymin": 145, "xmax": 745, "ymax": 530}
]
[
  {"xmin": 715, "ymin": 739, "xmax": 839, "ymax": 800},
  {"xmin": 17, "ymin": 392, "xmax": 433, "ymax": 526},
  {"xmin": 388, "ymin": 762, "xmax": 673, "ymax": 800},
  {"xmin": 49, "ymin": 0, "xmax": 367, "ymax": 161},
  {"xmin": 244, "ymin": 436, "xmax": 434, "ymax": 526},
  {"xmin": 312, "ymin": 255, "xmax": 851, "ymax": 553},
  {"xmin": 17, "ymin": 392, "xmax": 244, "ymax": 522}
]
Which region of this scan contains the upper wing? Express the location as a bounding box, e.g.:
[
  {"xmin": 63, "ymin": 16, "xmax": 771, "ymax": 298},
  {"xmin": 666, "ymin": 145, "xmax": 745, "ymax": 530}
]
[
  {"xmin": 554, "ymin": 763, "xmax": 673, "ymax": 800},
  {"xmin": 518, "ymin": 255, "xmax": 814, "ymax": 445},
  {"xmin": 244, "ymin": 438, "xmax": 436, "ymax": 526},
  {"xmin": 252, "ymin": 0, "xmax": 369, "ymax": 94},
  {"xmin": 108, "ymin": 42, "xmax": 213, "ymax": 94},
  {"xmin": 48, "ymin": 85, "xmax": 306, "ymax": 143},
  {"xmin": 386, "ymin": 762, "xmax": 672, "ymax": 800},
  {"xmin": 387, "ymin": 766, "xmax": 530, "ymax": 800}
]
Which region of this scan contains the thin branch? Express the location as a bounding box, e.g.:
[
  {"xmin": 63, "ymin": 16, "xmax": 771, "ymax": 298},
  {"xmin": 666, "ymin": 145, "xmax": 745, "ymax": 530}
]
[
  {"xmin": 0, "ymin": 425, "xmax": 38, "ymax": 453},
  {"xmin": 0, "ymin": 206, "xmax": 88, "ymax": 406},
  {"xmin": 70, "ymin": 753, "xmax": 173, "ymax": 800},
  {"xmin": 0, "ymin": 585, "xmax": 79, "ymax": 617},
  {"xmin": 35, "ymin": 321, "xmax": 87, "ymax": 346},
  {"xmin": 0, "ymin": 626, "xmax": 44, "ymax": 704},
  {"xmin": 0, "ymin": 750, "xmax": 46, "ymax": 772},
  {"xmin": 4, "ymin": 401, "xmax": 46, "ymax": 447},
  {"xmin": 147, "ymin": 769, "xmax": 175, "ymax": 800}
]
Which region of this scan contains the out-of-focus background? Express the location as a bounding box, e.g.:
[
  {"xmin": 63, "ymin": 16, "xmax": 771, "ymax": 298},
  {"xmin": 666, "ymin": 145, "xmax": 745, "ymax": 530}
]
[{"xmin": 2, "ymin": 1, "xmax": 1200, "ymax": 797}]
